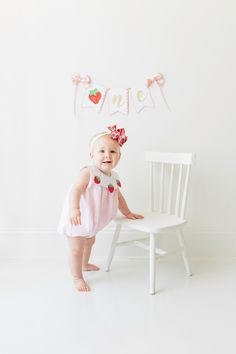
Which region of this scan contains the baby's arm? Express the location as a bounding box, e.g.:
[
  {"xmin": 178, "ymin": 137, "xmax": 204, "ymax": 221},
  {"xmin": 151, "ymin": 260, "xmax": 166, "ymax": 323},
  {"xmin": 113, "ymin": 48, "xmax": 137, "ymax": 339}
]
[
  {"xmin": 118, "ymin": 190, "xmax": 144, "ymax": 220},
  {"xmin": 70, "ymin": 168, "xmax": 90, "ymax": 225}
]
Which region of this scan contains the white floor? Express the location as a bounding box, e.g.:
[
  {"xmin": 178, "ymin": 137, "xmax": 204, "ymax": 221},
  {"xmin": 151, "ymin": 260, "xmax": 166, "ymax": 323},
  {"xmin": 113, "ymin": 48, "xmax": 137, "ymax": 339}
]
[{"xmin": 1, "ymin": 257, "xmax": 236, "ymax": 354}]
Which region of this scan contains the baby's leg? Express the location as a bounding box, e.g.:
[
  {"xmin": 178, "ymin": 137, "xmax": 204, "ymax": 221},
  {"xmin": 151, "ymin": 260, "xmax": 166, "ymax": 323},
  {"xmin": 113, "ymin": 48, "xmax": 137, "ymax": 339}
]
[
  {"xmin": 82, "ymin": 236, "xmax": 100, "ymax": 271},
  {"xmin": 67, "ymin": 236, "xmax": 90, "ymax": 292}
]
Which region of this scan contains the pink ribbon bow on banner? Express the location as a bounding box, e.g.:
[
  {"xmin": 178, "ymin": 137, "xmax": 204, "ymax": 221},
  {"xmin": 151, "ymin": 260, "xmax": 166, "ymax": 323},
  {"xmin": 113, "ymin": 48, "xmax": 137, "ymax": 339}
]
[
  {"xmin": 108, "ymin": 125, "xmax": 128, "ymax": 147},
  {"xmin": 146, "ymin": 73, "xmax": 171, "ymax": 111},
  {"xmin": 72, "ymin": 74, "xmax": 92, "ymax": 116},
  {"xmin": 72, "ymin": 74, "xmax": 91, "ymax": 87}
]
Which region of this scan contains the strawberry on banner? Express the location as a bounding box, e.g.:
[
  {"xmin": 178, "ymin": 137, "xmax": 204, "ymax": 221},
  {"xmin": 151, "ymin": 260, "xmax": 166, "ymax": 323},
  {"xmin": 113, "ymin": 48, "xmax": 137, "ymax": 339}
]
[
  {"xmin": 82, "ymin": 84, "xmax": 107, "ymax": 113},
  {"xmin": 130, "ymin": 85, "xmax": 154, "ymax": 113},
  {"xmin": 107, "ymin": 88, "xmax": 129, "ymax": 115}
]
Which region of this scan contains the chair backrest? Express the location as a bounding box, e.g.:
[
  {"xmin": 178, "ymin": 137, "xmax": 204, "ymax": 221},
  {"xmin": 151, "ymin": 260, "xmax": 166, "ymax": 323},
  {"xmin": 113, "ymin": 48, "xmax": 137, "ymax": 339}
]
[{"xmin": 145, "ymin": 152, "xmax": 194, "ymax": 219}]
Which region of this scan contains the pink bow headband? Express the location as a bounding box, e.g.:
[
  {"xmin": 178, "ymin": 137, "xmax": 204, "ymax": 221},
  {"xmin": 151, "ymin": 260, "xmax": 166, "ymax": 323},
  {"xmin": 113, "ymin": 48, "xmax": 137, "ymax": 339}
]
[
  {"xmin": 90, "ymin": 125, "xmax": 128, "ymax": 150},
  {"xmin": 107, "ymin": 125, "xmax": 127, "ymax": 146}
]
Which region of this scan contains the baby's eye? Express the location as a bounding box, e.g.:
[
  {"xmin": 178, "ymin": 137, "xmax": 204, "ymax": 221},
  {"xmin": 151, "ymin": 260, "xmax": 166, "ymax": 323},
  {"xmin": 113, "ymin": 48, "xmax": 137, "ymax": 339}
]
[
  {"xmin": 111, "ymin": 150, "xmax": 116, "ymax": 153},
  {"xmin": 99, "ymin": 149, "xmax": 105, "ymax": 153}
]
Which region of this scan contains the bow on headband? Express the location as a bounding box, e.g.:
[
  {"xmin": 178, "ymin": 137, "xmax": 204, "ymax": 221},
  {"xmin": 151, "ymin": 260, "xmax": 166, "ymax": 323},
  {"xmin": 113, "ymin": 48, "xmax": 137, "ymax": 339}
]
[{"xmin": 108, "ymin": 125, "xmax": 128, "ymax": 147}]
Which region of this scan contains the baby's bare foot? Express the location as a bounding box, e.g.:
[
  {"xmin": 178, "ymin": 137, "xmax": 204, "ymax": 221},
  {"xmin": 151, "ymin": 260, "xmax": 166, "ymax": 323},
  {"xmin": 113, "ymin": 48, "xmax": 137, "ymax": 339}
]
[
  {"xmin": 82, "ymin": 263, "xmax": 100, "ymax": 271},
  {"xmin": 74, "ymin": 278, "xmax": 90, "ymax": 292}
]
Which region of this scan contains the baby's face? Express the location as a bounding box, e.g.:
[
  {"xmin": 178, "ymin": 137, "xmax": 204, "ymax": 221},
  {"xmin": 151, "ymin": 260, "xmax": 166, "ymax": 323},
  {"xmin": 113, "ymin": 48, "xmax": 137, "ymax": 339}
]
[{"xmin": 90, "ymin": 136, "xmax": 121, "ymax": 175}]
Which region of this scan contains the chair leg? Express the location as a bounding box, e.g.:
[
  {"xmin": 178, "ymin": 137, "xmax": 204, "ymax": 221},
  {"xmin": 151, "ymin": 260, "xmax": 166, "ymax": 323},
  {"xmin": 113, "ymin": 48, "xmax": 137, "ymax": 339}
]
[
  {"xmin": 149, "ymin": 233, "xmax": 156, "ymax": 295},
  {"xmin": 177, "ymin": 228, "xmax": 192, "ymax": 276},
  {"xmin": 105, "ymin": 224, "xmax": 122, "ymax": 272}
]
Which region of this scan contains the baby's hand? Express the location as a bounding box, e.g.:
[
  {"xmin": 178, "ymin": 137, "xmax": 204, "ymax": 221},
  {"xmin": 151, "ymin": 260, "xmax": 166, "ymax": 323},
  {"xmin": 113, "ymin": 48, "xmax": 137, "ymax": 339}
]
[
  {"xmin": 70, "ymin": 208, "xmax": 81, "ymax": 225},
  {"xmin": 125, "ymin": 212, "xmax": 144, "ymax": 220}
]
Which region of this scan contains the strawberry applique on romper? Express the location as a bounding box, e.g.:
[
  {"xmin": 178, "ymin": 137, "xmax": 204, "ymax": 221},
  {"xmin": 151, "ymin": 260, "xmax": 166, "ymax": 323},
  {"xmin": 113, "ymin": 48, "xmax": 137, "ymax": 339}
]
[{"xmin": 57, "ymin": 165, "xmax": 121, "ymax": 238}]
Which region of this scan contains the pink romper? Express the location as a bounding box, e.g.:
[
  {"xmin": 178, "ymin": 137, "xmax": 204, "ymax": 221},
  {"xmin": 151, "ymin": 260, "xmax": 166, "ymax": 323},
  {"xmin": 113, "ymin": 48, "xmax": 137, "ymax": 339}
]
[{"xmin": 57, "ymin": 165, "xmax": 121, "ymax": 238}]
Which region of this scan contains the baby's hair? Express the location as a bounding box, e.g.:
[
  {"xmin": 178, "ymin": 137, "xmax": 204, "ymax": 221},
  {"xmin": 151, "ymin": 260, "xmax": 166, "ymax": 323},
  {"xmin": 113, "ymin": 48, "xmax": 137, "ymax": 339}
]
[{"xmin": 89, "ymin": 131, "xmax": 110, "ymax": 152}]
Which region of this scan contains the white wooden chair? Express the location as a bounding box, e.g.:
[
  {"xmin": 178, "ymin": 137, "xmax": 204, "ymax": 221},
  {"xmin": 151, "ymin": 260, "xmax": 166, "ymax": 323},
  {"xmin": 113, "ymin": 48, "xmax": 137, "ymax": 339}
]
[{"xmin": 106, "ymin": 152, "xmax": 195, "ymax": 295}]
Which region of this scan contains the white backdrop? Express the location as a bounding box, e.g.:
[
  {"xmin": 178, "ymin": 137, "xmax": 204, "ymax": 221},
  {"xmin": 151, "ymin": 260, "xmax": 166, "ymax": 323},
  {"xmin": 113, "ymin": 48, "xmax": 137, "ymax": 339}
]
[{"xmin": 0, "ymin": 0, "xmax": 236, "ymax": 259}]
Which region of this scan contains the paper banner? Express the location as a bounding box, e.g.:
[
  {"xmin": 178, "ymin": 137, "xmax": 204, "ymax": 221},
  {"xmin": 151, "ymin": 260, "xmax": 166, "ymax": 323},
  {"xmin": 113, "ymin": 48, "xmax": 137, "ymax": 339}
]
[
  {"xmin": 82, "ymin": 84, "xmax": 107, "ymax": 113},
  {"xmin": 107, "ymin": 88, "xmax": 129, "ymax": 115},
  {"xmin": 74, "ymin": 73, "xmax": 170, "ymax": 116},
  {"xmin": 130, "ymin": 86, "xmax": 154, "ymax": 112}
]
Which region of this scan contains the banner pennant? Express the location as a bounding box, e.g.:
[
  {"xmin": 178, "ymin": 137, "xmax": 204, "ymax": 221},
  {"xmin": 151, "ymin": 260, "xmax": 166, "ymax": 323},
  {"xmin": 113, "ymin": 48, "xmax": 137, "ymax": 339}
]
[
  {"xmin": 130, "ymin": 86, "xmax": 154, "ymax": 113},
  {"xmin": 82, "ymin": 84, "xmax": 107, "ymax": 113},
  {"xmin": 108, "ymin": 88, "xmax": 129, "ymax": 115}
]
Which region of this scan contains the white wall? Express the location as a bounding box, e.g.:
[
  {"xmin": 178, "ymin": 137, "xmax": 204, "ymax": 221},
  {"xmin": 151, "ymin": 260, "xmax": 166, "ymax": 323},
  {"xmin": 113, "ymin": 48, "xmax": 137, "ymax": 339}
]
[{"xmin": 1, "ymin": 0, "xmax": 236, "ymax": 259}]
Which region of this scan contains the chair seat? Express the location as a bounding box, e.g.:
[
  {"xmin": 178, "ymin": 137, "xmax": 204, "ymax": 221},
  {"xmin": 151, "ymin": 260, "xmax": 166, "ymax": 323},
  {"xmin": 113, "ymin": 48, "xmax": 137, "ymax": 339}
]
[{"xmin": 114, "ymin": 212, "xmax": 186, "ymax": 234}]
